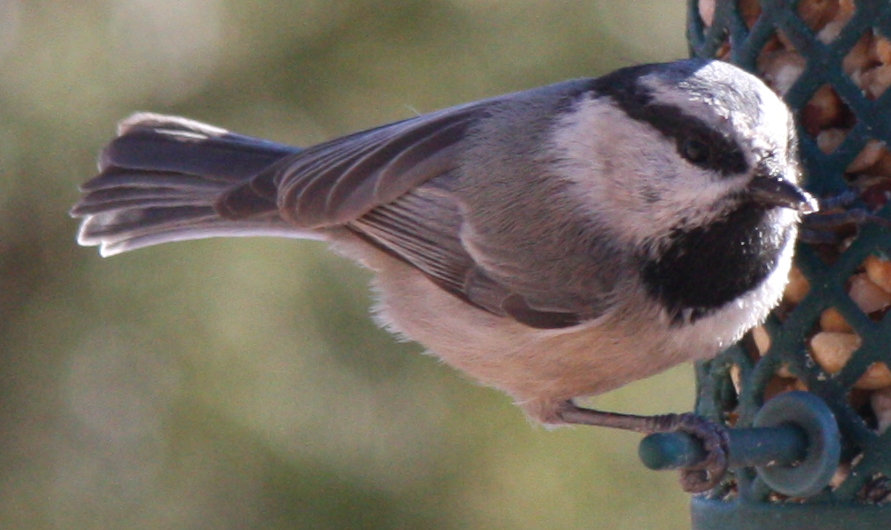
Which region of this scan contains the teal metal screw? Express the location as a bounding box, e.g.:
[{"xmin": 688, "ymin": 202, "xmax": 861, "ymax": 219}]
[{"xmin": 640, "ymin": 391, "xmax": 840, "ymax": 498}]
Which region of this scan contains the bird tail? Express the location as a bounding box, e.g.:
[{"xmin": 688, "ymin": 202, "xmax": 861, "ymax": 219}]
[{"xmin": 71, "ymin": 113, "xmax": 314, "ymax": 257}]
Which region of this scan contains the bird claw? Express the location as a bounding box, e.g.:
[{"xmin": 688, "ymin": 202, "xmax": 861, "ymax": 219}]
[
  {"xmin": 552, "ymin": 402, "xmax": 730, "ymax": 492},
  {"xmin": 673, "ymin": 413, "xmax": 730, "ymax": 493}
]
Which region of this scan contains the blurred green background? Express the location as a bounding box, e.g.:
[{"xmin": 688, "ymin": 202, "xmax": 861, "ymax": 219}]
[{"xmin": 1, "ymin": 1, "xmax": 695, "ymax": 528}]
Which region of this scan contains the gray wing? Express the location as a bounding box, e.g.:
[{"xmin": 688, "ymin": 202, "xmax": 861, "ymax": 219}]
[
  {"xmin": 279, "ymin": 102, "xmax": 487, "ymax": 227},
  {"xmin": 216, "ymin": 101, "xmax": 484, "ymax": 223},
  {"xmin": 216, "ymin": 93, "xmax": 594, "ymax": 328},
  {"xmin": 349, "ymin": 184, "xmax": 583, "ymax": 328}
]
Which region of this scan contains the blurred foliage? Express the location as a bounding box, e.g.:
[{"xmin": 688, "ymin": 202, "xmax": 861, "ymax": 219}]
[{"xmin": 1, "ymin": 1, "xmax": 693, "ymax": 528}]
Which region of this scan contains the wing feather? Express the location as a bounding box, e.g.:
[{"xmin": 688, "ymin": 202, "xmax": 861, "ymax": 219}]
[
  {"xmin": 211, "ymin": 89, "xmax": 596, "ymax": 328},
  {"xmin": 273, "ymin": 102, "xmax": 486, "ymax": 227},
  {"xmin": 351, "ymin": 185, "xmax": 583, "ymax": 328}
]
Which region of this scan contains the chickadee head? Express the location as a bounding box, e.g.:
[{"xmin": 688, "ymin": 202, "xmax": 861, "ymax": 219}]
[{"xmin": 553, "ymin": 59, "xmax": 815, "ymax": 249}]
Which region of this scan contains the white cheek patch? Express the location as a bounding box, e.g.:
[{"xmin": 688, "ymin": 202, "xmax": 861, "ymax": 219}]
[{"xmin": 550, "ymin": 97, "xmax": 748, "ymax": 246}]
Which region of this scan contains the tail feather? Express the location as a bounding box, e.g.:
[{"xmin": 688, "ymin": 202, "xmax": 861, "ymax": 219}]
[
  {"xmin": 72, "ymin": 113, "xmax": 318, "ymax": 257},
  {"xmin": 73, "ymin": 177, "xmax": 218, "ymax": 215},
  {"xmin": 99, "ymin": 122, "xmax": 293, "ymax": 179},
  {"xmin": 81, "ymin": 206, "xmax": 219, "ymax": 238},
  {"xmin": 80, "ymin": 169, "xmax": 229, "ymax": 192}
]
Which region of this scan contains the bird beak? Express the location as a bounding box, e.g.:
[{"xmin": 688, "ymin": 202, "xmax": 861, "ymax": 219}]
[{"xmin": 746, "ymin": 175, "xmax": 819, "ymax": 214}]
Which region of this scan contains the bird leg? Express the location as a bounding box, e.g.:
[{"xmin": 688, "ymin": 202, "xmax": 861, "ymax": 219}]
[{"xmin": 555, "ymin": 400, "xmax": 729, "ymax": 493}]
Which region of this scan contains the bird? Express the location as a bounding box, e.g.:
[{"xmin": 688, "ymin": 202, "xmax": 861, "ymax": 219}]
[{"xmin": 71, "ymin": 58, "xmax": 817, "ymax": 492}]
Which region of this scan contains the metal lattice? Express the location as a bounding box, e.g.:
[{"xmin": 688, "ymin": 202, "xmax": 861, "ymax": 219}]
[{"xmin": 688, "ymin": 0, "xmax": 891, "ymax": 513}]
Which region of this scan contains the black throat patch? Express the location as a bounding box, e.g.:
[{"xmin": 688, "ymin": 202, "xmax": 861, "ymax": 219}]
[{"xmin": 640, "ymin": 202, "xmax": 793, "ymax": 325}]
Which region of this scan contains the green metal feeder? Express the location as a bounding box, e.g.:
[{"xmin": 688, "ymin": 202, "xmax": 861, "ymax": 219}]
[{"xmin": 641, "ymin": 1, "xmax": 891, "ymax": 527}]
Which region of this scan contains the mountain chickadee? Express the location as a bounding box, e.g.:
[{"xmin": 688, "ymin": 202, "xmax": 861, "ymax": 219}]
[{"xmin": 72, "ymin": 58, "xmax": 818, "ymax": 492}]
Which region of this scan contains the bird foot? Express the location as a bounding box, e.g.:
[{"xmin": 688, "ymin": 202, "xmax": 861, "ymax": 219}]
[{"xmin": 555, "ymin": 402, "xmax": 729, "ymax": 493}]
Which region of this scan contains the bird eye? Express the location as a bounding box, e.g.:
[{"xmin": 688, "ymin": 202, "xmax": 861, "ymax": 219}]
[{"xmin": 680, "ymin": 138, "xmax": 710, "ymax": 165}]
